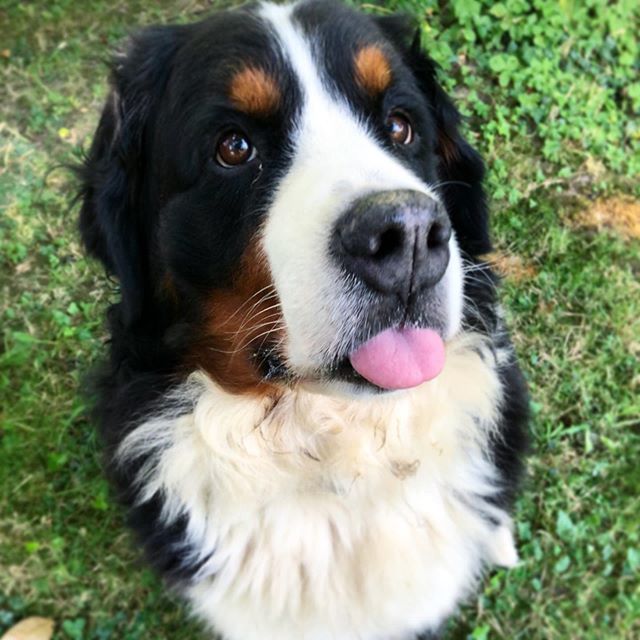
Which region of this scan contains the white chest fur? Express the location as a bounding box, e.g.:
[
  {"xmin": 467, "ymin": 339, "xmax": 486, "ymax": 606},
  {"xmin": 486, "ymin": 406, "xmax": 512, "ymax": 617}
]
[{"xmin": 119, "ymin": 334, "xmax": 517, "ymax": 640}]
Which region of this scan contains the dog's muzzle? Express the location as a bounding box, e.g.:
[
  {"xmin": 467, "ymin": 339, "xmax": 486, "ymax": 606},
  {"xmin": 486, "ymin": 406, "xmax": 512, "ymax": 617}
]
[{"xmin": 329, "ymin": 190, "xmax": 452, "ymax": 390}]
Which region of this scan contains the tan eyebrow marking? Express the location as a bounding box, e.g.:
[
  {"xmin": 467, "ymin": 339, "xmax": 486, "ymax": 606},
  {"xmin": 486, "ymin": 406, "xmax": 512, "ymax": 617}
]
[
  {"xmin": 354, "ymin": 45, "xmax": 392, "ymax": 95},
  {"xmin": 229, "ymin": 66, "xmax": 281, "ymax": 116}
]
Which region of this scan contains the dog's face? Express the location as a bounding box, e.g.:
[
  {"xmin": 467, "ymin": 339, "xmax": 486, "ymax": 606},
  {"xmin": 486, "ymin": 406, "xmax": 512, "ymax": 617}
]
[{"xmin": 81, "ymin": 0, "xmax": 491, "ymax": 395}]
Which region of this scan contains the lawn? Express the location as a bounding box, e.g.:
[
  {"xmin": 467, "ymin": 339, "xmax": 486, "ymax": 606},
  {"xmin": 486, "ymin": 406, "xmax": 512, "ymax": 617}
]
[{"xmin": 1, "ymin": 1, "xmax": 638, "ymax": 639}]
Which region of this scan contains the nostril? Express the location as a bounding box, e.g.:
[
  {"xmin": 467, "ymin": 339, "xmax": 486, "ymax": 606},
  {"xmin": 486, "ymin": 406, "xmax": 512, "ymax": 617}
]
[
  {"xmin": 374, "ymin": 227, "xmax": 404, "ymax": 260},
  {"xmin": 426, "ymin": 222, "xmax": 451, "ymax": 249},
  {"xmin": 341, "ymin": 225, "xmax": 405, "ymax": 259}
]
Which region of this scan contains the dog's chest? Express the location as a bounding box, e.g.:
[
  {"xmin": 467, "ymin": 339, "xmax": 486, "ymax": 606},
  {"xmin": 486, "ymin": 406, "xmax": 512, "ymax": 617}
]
[{"xmin": 123, "ymin": 339, "xmax": 516, "ymax": 639}]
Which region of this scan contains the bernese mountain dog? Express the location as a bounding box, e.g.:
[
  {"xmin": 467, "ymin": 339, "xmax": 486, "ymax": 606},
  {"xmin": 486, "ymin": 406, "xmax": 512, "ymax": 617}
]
[{"xmin": 78, "ymin": 1, "xmax": 529, "ymax": 638}]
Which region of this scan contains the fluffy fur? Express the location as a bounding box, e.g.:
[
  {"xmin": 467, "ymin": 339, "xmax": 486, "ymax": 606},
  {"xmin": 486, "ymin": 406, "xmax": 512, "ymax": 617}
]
[{"xmin": 79, "ymin": 1, "xmax": 529, "ymax": 638}]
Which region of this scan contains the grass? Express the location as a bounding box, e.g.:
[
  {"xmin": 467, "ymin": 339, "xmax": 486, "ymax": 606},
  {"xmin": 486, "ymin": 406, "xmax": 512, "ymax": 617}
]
[{"xmin": 1, "ymin": 1, "xmax": 638, "ymax": 638}]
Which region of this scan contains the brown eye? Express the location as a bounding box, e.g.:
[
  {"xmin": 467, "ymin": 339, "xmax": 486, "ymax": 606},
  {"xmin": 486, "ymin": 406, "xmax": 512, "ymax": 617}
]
[
  {"xmin": 215, "ymin": 131, "xmax": 256, "ymax": 167},
  {"xmin": 385, "ymin": 111, "xmax": 413, "ymax": 145}
]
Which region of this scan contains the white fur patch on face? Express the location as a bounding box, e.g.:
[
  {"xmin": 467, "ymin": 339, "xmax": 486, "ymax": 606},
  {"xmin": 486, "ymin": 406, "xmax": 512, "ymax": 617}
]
[
  {"xmin": 258, "ymin": 2, "xmax": 464, "ymax": 374},
  {"xmin": 117, "ymin": 332, "xmax": 516, "ymax": 640}
]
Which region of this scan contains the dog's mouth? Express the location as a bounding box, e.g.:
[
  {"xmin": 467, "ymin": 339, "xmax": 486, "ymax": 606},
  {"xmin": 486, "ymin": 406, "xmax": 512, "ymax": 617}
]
[
  {"xmin": 251, "ymin": 275, "xmax": 456, "ymax": 392},
  {"xmin": 254, "ymin": 322, "xmax": 447, "ymax": 393},
  {"xmin": 250, "ymin": 257, "xmax": 457, "ymax": 392}
]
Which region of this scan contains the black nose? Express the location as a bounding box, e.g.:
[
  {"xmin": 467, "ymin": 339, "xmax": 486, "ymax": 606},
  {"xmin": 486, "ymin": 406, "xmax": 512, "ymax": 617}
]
[{"xmin": 332, "ymin": 190, "xmax": 452, "ymax": 297}]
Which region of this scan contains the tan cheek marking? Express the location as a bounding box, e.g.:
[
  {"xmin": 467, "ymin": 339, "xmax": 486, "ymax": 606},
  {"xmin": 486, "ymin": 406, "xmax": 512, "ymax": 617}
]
[
  {"xmin": 189, "ymin": 238, "xmax": 284, "ymax": 395},
  {"xmin": 229, "ymin": 67, "xmax": 281, "ymax": 117},
  {"xmin": 354, "ymin": 45, "xmax": 392, "ymax": 96}
]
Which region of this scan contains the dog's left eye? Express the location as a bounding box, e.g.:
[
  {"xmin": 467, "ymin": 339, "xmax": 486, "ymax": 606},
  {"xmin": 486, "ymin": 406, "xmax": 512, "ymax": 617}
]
[
  {"xmin": 215, "ymin": 131, "xmax": 257, "ymax": 167},
  {"xmin": 384, "ymin": 111, "xmax": 414, "ymax": 145}
]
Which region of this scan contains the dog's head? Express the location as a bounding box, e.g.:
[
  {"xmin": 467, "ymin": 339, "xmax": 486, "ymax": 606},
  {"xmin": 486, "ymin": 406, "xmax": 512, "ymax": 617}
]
[{"xmin": 80, "ymin": 0, "xmax": 491, "ymax": 395}]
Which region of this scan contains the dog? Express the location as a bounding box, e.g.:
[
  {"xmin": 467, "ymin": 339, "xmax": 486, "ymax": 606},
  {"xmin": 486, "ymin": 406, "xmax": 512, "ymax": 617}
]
[{"xmin": 78, "ymin": 1, "xmax": 529, "ymax": 638}]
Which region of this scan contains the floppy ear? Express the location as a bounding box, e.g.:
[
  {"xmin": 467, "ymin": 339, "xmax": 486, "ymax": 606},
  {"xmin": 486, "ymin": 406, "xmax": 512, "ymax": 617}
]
[
  {"xmin": 376, "ymin": 17, "xmax": 491, "ymax": 257},
  {"xmin": 79, "ymin": 26, "xmax": 184, "ymax": 325}
]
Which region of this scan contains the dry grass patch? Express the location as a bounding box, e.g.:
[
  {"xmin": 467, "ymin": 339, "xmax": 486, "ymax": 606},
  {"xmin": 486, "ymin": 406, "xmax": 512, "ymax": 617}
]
[
  {"xmin": 483, "ymin": 251, "xmax": 538, "ymax": 283},
  {"xmin": 575, "ymin": 196, "xmax": 640, "ymax": 240}
]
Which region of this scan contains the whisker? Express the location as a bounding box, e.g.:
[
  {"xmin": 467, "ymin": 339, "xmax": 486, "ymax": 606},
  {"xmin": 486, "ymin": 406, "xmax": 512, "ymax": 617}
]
[
  {"xmin": 463, "ymin": 269, "xmax": 497, "ymax": 288},
  {"xmin": 205, "ymin": 324, "xmax": 286, "ymax": 357},
  {"xmin": 233, "ymin": 301, "xmax": 283, "ymax": 338},
  {"xmin": 217, "ymin": 286, "xmax": 278, "ymax": 327},
  {"xmin": 461, "ymin": 294, "xmax": 493, "ymax": 336},
  {"xmin": 431, "ymin": 180, "xmax": 472, "ymax": 190},
  {"xmin": 462, "ymin": 261, "xmax": 493, "ymax": 274},
  {"xmin": 230, "ymin": 324, "xmax": 286, "ymax": 355},
  {"xmin": 229, "ymin": 316, "xmax": 285, "ymax": 341}
]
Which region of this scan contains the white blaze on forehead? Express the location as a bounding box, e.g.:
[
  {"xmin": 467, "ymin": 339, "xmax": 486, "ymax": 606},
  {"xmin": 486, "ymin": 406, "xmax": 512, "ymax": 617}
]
[
  {"xmin": 258, "ymin": 2, "xmax": 463, "ymax": 371},
  {"xmin": 259, "ymin": 1, "xmax": 435, "ymax": 199}
]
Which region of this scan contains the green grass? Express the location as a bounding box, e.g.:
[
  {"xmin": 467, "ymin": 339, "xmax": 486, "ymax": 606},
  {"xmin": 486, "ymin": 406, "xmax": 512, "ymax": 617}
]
[{"xmin": 1, "ymin": 1, "xmax": 638, "ymax": 639}]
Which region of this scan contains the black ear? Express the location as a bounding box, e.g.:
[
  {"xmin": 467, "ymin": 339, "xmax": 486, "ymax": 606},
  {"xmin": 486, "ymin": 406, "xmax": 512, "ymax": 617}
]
[
  {"xmin": 376, "ymin": 17, "xmax": 491, "ymax": 257},
  {"xmin": 79, "ymin": 26, "xmax": 184, "ymax": 324}
]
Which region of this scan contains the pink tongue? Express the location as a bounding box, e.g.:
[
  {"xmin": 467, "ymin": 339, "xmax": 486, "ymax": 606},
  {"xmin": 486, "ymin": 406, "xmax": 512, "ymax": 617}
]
[{"xmin": 349, "ymin": 328, "xmax": 445, "ymax": 390}]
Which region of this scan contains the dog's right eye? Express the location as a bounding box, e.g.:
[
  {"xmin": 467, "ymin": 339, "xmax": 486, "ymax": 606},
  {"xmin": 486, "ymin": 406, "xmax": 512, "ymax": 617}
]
[
  {"xmin": 384, "ymin": 111, "xmax": 414, "ymax": 146},
  {"xmin": 215, "ymin": 131, "xmax": 257, "ymax": 167}
]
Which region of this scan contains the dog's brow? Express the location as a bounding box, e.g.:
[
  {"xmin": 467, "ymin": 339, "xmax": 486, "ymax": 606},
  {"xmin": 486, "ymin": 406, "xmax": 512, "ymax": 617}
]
[
  {"xmin": 229, "ymin": 66, "xmax": 281, "ymax": 116},
  {"xmin": 354, "ymin": 45, "xmax": 392, "ymax": 95}
]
